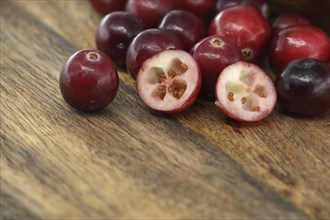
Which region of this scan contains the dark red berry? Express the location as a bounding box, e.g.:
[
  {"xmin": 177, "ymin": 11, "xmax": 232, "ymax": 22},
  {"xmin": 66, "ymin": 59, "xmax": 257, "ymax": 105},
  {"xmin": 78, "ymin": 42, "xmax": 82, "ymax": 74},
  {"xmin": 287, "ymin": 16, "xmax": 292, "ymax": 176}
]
[
  {"xmin": 209, "ymin": 5, "xmax": 270, "ymax": 62},
  {"xmin": 271, "ymin": 12, "xmax": 310, "ymax": 36},
  {"xmin": 88, "ymin": 0, "xmax": 127, "ymax": 14},
  {"xmin": 60, "ymin": 49, "xmax": 119, "ymax": 112},
  {"xmin": 95, "ymin": 12, "xmax": 145, "ymax": 65},
  {"xmin": 275, "ymin": 58, "xmax": 330, "ymax": 116},
  {"xmin": 159, "ymin": 10, "xmax": 206, "ymax": 51},
  {"xmin": 216, "ymin": 0, "xmax": 269, "ymax": 18},
  {"xmin": 125, "ymin": 0, "xmax": 176, "ymax": 28},
  {"xmin": 270, "ymin": 24, "xmax": 330, "ymax": 75},
  {"xmin": 190, "ymin": 35, "xmax": 243, "ymax": 97},
  {"xmin": 126, "ymin": 29, "xmax": 184, "ymax": 80},
  {"xmin": 176, "ymin": 0, "xmax": 217, "ymax": 22}
]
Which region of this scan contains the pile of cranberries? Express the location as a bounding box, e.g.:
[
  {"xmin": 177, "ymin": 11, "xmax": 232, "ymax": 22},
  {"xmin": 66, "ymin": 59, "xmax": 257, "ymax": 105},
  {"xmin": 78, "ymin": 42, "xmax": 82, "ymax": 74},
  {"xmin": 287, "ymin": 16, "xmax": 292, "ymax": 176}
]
[{"xmin": 59, "ymin": 0, "xmax": 330, "ymax": 121}]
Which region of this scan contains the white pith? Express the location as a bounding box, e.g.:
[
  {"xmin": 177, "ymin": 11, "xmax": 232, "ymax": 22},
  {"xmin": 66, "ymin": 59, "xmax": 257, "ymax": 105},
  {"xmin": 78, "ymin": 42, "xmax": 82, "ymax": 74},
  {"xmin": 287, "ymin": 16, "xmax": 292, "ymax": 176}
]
[
  {"xmin": 215, "ymin": 61, "xmax": 276, "ymax": 121},
  {"xmin": 137, "ymin": 50, "xmax": 200, "ymax": 112}
]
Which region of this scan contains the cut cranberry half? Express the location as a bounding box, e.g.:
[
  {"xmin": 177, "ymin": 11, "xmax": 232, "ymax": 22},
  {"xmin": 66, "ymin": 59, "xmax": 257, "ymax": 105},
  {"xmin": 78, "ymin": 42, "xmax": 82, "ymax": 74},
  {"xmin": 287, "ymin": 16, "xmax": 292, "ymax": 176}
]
[
  {"xmin": 215, "ymin": 61, "xmax": 276, "ymax": 122},
  {"xmin": 136, "ymin": 50, "xmax": 201, "ymax": 113}
]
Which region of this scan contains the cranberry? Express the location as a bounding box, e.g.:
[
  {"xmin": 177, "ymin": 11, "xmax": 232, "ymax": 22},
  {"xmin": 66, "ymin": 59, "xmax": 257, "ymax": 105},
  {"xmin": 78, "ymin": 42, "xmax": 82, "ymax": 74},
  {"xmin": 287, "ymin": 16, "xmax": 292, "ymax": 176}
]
[
  {"xmin": 59, "ymin": 49, "xmax": 119, "ymax": 112},
  {"xmin": 190, "ymin": 35, "xmax": 243, "ymax": 97},
  {"xmin": 95, "ymin": 12, "xmax": 145, "ymax": 65},
  {"xmin": 215, "ymin": 61, "xmax": 277, "ymax": 122},
  {"xmin": 271, "ymin": 13, "xmax": 311, "ymax": 36},
  {"xmin": 126, "ymin": 29, "xmax": 184, "ymax": 80},
  {"xmin": 125, "ymin": 0, "xmax": 176, "ymax": 29},
  {"xmin": 136, "ymin": 50, "xmax": 201, "ymax": 113},
  {"xmin": 216, "ymin": 0, "xmax": 269, "ymax": 18},
  {"xmin": 88, "ymin": 0, "xmax": 127, "ymax": 14},
  {"xmin": 209, "ymin": 5, "xmax": 270, "ymax": 62},
  {"xmin": 158, "ymin": 10, "xmax": 206, "ymax": 51},
  {"xmin": 270, "ymin": 24, "xmax": 330, "ymax": 75},
  {"xmin": 176, "ymin": 0, "xmax": 217, "ymax": 22},
  {"xmin": 275, "ymin": 59, "xmax": 330, "ymax": 116}
]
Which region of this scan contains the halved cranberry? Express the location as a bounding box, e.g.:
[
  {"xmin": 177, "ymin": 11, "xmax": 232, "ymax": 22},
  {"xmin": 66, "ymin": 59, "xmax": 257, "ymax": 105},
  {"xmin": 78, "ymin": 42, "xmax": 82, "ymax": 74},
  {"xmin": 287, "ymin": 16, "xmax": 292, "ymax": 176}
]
[
  {"xmin": 215, "ymin": 61, "xmax": 277, "ymax": 122},
  {"xmin": 270, "ymin": 24, "xmax": 330, "ymax": 75},
  {"xmin": 190, "ymin": 35, "xmax": 243, "ymax": 97},
  {"xmin": 88, "ymin": 0, "xmax": 127, "ymax": 14},
  {"xmin": 136, "ymin": 50, "xmax": 201, "ymax": 113},
  {"xmin": 95, "ymin": 11, "xmax": 145, "ymax": 65},
  {"xmin": 59, "ymin": 49, "xmax": 119, "ymax": 112},
  {"xmin": 126, "ymin": 29, "xmax": 184, "ymax": 80},
  {"xmin": 158, "ymin": 10, "xmax": 206, "ymax": 51},
  {"xmin": 209, "ymin": 5, "xmax": 270, "ymax": 62},
  {"xmin": 125, "ymin": 0, "xmax": 176, "ymax": 28}
]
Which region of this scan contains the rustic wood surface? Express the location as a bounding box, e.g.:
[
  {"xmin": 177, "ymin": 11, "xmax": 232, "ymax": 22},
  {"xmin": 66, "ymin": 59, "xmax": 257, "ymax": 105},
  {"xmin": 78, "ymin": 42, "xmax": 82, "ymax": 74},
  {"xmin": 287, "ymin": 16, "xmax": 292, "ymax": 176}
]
[{"xmin": 1, "ymin": 1, "xmax": 329, "ymax": 219}]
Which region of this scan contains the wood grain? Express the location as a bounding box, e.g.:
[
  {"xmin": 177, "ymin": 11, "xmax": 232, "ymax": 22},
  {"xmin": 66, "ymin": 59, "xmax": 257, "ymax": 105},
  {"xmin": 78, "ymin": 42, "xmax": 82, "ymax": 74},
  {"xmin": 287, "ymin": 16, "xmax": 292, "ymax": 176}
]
[{"xmin": 1, "ymin": 1, "xmax": 329, "ymax": 219}]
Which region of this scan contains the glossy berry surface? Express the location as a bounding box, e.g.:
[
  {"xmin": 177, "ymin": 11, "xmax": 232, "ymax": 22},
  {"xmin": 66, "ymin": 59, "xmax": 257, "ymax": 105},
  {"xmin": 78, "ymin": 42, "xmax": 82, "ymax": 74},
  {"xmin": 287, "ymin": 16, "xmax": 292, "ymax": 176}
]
[
  {"xmin": 209, "ymin": 5, "xmax": 270, "ymax": 62},
  {"xmin": 158, "ymin": 10, "xmax": 206, "ymax": 51},
  {"xmin": 136, "ymin": 50, "xmax": 201, "ymax": 113},
  {"xmin": 216, "ymin": 0, "xmax": 269, "ymax": 18},
  {"xmin": 60, "ymin": 49, "xmax": 119, "ymax": 112},
  {"xmin": 270, "ymin": 24, "xmax": 330, "ymax": 75},
  {"xmin": 215, "ymin": 61, "xmax": 277, "ymax": 122},
  {"xmin": 271, "ymin": 13, "xmax": 310, "ymax": 36},
  {"xmin": 126, "ymin": 29, "xmax": 184, "ymax": 80},
  {"xmin": 125, "ymin": 0, "xmax": 176, "ymax": 28},
  {"xmin": 176, "ymin": 0, "xmax": 217, "ymax": 22},
  {"xmin": 275, "ymin": 59, "xmax": 330, "ymax": 116},
  {"xmin": 190, "ymin": 35, "xmax": 243, "ymax": 97},
  {"xmin": 95, "ymin": 12, "xmax": 145, "ymax": 65},
  {"xmin": 88, "ymin": 0, "xmax": 127, "ymax": 14}
]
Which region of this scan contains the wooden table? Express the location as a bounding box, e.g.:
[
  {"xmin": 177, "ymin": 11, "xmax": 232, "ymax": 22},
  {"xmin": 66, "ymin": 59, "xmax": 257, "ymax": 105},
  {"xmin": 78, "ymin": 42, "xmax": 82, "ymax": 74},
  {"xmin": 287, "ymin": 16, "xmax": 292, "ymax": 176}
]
[{"xmin": 1, "ymin": 1, "xmax": 329, "ymax": 219}]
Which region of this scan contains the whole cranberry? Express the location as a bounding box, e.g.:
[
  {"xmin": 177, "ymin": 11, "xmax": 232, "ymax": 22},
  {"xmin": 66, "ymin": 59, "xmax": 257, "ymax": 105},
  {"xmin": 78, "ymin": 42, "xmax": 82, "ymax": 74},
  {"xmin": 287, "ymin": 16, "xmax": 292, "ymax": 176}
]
[
  {"xmin": 125, "ymin": 0, "xmax": 176, "ymax": 28},
  {"xmin": 95, "ymin": 12, "xmax": 145, "ymax": 65},
  {"xmin": 216, "ymin": 0, "xmax": 269, "ymax": 19},
  {"xmin": 271, "ymin": 13, "xmax": 310, "ymax": 36},
  {"xmin": 176, "ymin": 0, "xmax": 217, "ymax": 22},
  {"xmin": 270, "ymin": 24, "xmax": 330, "ymax": 75},
  {"xmin": 209, "ymin": 5, "xmax": 270, "ymax": 62},
  {"xmin": 88, "ymin": 0, "xmax": 127, "ymax": 14},
  {"xmin": 190, "ymin": 35, "xmax": 243, "ymax": 97},
  {"xmin": 158, "ymin": 10, "xmax": 206, "ymax": 51},
  {"xmin": 59, "ymin": 49, "xmax": 119, "ymax": 112},
  {"xmin": 275, "ymin": 58, "xmax": 330, "ymax": 116},
  {"xmin": 126, "ymin": 29, "xmax": 184, "ymax": 80}
]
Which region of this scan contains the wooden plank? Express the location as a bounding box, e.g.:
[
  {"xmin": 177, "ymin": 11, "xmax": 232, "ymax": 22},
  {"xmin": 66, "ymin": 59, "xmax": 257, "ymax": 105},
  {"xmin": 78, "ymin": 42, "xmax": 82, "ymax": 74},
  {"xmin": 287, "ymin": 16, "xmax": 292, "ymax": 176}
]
[{"xmin": 1, "ymin": 1, "xmax": 329, "ymax": 219}]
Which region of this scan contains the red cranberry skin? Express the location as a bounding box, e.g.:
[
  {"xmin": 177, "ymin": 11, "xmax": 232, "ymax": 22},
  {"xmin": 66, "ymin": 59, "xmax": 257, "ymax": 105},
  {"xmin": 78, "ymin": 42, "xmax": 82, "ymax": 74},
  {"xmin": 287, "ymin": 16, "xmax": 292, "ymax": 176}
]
[
  {"xmin": 95, "ymin": 12, "xmax": 145, "ymax": 65},
  {"xmin": 270, "ymin": 24, "xmax": 330, "ymax": 75},
  {"xmin": 190, "ymin": 35, "xmax": 244, "ymax": 97},
  {"xmin": 176, "ymin": 0, "xmax": 217, "ymax": 22},
  {"xmin": 125, "ymin": 0, "xmax": 176, "ymax": 29},
  {"xmin": 126, "ymin": 29, "xmax": 184, "ymax": 80},
  {"xmin": 209, "ymin": 5, "xmax": 270, "ymax": 62},
  {"xmin": 59, "ymin": 49, "xmax": 119, "ymax": 112},
  {"xmin": 275, "ymin": 59, "xmax": 330, "ymax": 116},
  {"xmin": 216, "ymin": 0, "xmax": 269, "ymax": 19},
  {"xmin": 271, "ymin": 13, "xmax": 310, "ymax": 36},
  {"xmin": 158, "ymin": 10, "xmax": 206, "ymax": 51},
  {"xmin": 88, "ymin": 0, "xmax": 127, "ymax": 14}
]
